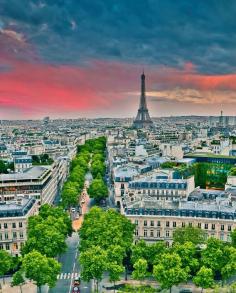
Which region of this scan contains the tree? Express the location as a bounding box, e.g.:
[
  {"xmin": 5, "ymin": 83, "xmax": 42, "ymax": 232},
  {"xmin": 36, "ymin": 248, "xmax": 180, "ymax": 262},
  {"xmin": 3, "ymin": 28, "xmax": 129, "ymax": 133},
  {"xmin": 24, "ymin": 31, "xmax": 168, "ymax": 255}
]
[
  {"xmin": 173, "ymin": 226, "xmax": 206, "ymax": 245},
  {"xmin": 88, "ymin": 177, "xmax": 108, "ymax": 202},
  {"xmin": 22, "ymin": 250, "xmax": 61, "ymax": 293},
  {"xmin": 38, "ymin": 204, "xmax": 72, "ymax": 236},
  {"xmin": 0, "ymin": 160, "xmax": 14, "ymax": 174},
  {"xmin": 23, "ymin": 205, "xmax": 71, "ymax": 257},
  {"xmin": 79, "ymin": 246, "xmax": 107, "ymax": 293},
  {"xmin": 61, "ymin": 181, "xmax": 79, "ymax": 209},
  {"xmin": 201, "ymin": 237, "xmax": 227, "ymax": 278},
  {"xmin": 153, "ymin": 253, "xmax": 188, "ymax": 293},
  {"xmin": 131, "ymin": 240, "xmax": 166, "ymax": 271},
  {"xmin": 11, "ymin": 271, "xmax": 25, "ymax": 293},
  {"xmin": 220, "ymin": 246, "xmax": 236, "ymax": 283},
  {"xmin": 132, "ymin": 258, "xmax": 148, "ymax": 284},
  {"xmin": 108, "ymin": 263, "xmax": 124, "ymax": 293},
  {"xmin": 172, "ymin": 241, "xmax": 199, "ymax": 275},
  {"xmin": 0, "ymin": 250, "xmax": 12, "ymax": 284},
  {"xmin": 79, "ymin": 207, "xmax": 134, "ymax": 252},
  {"xmin": 231, "ymin": 228, "xmax": 236, "ymax": 247},
  {"xmin": 79, "ymin": 207, "xmax": 135, "ymax": 282},
  {"xmin": 23, "ymin": 223, "xmax": 67, "ymax": 257},
  {"xmin": 193, "ymin": 266, "xmax": 214, "ymax": 293}
]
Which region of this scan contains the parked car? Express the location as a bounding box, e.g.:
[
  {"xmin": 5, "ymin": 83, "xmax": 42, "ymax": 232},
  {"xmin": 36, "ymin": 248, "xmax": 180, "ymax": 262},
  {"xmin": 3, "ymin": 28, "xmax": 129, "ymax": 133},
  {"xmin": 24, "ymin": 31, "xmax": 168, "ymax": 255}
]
[{"xmin": 179, "ymin": 289, "xmax": 192, "ymax": 293}]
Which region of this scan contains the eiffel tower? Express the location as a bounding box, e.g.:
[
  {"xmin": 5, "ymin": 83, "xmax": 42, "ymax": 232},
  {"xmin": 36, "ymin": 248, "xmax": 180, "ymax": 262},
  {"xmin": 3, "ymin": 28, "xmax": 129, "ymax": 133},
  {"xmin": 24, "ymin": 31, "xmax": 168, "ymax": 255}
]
[{"xmin": 133, "ymin": 71, "xmax": 153, "ymax": 129}]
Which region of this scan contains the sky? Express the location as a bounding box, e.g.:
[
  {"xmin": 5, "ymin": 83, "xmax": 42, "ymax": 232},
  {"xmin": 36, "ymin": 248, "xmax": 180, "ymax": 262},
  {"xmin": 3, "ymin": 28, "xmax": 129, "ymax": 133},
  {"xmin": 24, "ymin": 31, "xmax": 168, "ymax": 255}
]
[{"xmin": 0, "ymin": 0, "xmax": 236, "ymax": 119}]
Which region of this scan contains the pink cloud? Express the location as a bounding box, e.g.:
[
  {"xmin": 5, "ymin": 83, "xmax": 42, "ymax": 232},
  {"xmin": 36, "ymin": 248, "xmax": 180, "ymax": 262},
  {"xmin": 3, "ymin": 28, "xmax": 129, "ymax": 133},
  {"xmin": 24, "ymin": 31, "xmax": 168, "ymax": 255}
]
[{"xmin": 1, "ymin": 54, "xmax": 236, "ymax": 118}]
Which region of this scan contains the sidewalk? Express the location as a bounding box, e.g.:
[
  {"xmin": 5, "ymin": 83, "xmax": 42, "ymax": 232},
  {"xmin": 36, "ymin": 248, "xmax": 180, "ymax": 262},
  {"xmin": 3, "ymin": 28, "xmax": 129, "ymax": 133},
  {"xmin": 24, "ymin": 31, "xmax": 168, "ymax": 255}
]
[
  {"xmin": 99, "ymin": 275, "xmax": 203, "ymax": 293},
  {"xmin": 72, "ymin": 191, "xmax": 90, "ymax": 231},
  {"xmin": 1, "ymin": 281, "xmax": 48, "ymax": 293}
]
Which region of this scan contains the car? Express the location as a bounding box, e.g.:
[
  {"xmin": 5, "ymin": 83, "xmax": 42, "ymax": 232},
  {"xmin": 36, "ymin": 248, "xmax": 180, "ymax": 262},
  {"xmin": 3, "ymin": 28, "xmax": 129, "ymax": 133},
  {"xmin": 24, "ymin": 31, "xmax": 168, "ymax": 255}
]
[
  {"xmin": 179, "ymin": 289, "xmax": 192, "ymax": 293},
  {"xmin": 73, "ymin": 278, "xmax": 80, "ymax": 286},
  {"xmin": 71, "ymin": 208, "xmax": 76, "ymax": 213}
]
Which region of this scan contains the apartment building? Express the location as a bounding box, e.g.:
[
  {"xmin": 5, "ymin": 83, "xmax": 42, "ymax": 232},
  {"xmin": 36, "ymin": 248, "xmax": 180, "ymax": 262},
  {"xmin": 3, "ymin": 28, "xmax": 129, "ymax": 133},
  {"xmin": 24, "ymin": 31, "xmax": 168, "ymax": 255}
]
[
  {"xmin": 0, "ymin": 157, "xmax": 69, "ymax": 204},
  {"xmin": 121, "ymin": 189, "xmax": 236, "ymax": 246},
  {"xmin": 128, "ymin": 173, "xmax": 195, "ymax": 201},
  {"xmin": 0, "ymin": 197, "xmax": 38, "ymax": 255}
]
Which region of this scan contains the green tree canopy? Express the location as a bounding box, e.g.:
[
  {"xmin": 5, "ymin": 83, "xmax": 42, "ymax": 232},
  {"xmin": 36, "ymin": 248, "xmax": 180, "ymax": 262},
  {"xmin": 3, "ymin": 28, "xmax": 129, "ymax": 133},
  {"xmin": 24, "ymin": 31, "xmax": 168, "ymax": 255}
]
[
  {"xmin": 193, "ymin": 266, "xmax": 214, "ymax": 293},
  {"xmin": 11, "ymin": 271, "xmax": 25, "ymax": 293},
  {"xmin": 0, "ymin": 250, "xmax": 13, "ymax": 282},
  {"xmin": 79, "ymin": 207, "xmax": 134, "ymax": 252},
  {"xmin": 153, "ymin": 253, "xmax": 188, "ymax": 292},
  {"xmin": 132, "ymin": 258, "xmax": 148, "ymax": 283},
  {"xmin": 173, "ymin": 226, "xmax": 206, "ymax": 245},
  {"xmin": 80, "ymin": 246, "xmax": 107, "ymax": 293},
  {"xmin": 201, "ymin": 237, "xmax": 227, "ymax": 277},
  {"xmin": 61, "ymin": 181, "xmax": 79, "ymax": 209},
  {"xmin": 88, "ymin": 178, "xmax": 108, "ymax": 202},
  {"xmin": 22, "ymin": 250, "xmax": 61, "ymax": 292},
  {"xmin": 172, "ymin": 241, "xmax": 199, "ymax": 275},
  {"xmin": 131, "ymin": 240, "xmax": 166, "ymax": 271}
]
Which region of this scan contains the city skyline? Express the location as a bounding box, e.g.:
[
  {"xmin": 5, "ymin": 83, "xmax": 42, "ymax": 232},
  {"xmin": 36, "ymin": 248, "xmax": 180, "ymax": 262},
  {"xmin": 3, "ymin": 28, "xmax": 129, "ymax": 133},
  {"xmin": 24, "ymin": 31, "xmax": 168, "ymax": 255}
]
[{"xmin": 1, "ymin": 1, "xmax": 236, "ymax": 119}]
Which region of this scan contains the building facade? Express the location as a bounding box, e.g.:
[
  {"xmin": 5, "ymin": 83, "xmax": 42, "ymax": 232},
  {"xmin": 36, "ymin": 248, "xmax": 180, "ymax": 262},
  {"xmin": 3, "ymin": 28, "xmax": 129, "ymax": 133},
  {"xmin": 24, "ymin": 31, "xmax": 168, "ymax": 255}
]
[{"xmin": 0, "ymin": 197, "xmax": 38, "ymax": 256}]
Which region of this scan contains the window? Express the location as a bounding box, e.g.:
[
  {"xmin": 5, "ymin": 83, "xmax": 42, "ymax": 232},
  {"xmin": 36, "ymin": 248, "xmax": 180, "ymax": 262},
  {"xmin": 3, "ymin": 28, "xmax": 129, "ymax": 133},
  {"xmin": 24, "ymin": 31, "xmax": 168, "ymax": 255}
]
[
  {"xmin": 157, "ymin": 221, "xmax": 161, "ymax": 227},
  {"xmin": 220, "ymin": 233, "xmax": 224, "ymax": 241},
  {"xmin": 144, "ymin": 230, "xmax": 147, "ymax": 237},
  {"xmin": 173, "ymin": 222, "xmax": 176, "ymax": 228},
  {"xmin": 150, "ymin": 221, "xmax": 154, "ymax": 227},
  {"xmin": 198, "ymin": 223, "xmax": 201, "ymax": 228},
  {"xmin": 13, "ymin": 232, "xmax": 17, "ymax": 239},
  {"xmin": 12, "ymin": 223, "xmax": 16, "ymax": 229},
  {"xmin": 150, "ymin": 230, "xmax": 154, "ymax": 237},
  {"xmin": 166, "ymin": 230, "xmax": 170, "ymax": 237},
  {"xmin": 19, "ymin": 222, "xmax": 23, "ymax": 228},
  {"xmin": 19, "ymin": 231, "xmax": 24, "ymax": 239},
  {"xmin": 13, "ymin": 243, "xmax": 18, "ymax": 250},
  {"xmin": 221, "ymin": 225, "xmax": 224, "ymax": 231},
  {"xmin": 0, "ymin": 244, "xmax": 3, "ymax": 250},
  {"xmin": 135, "ymin": 220, "xmax": 138, "ymax": 225},
  {"xmin": 189, "ymin": 223, "xmax": 192, "ymax": 227},
  {"xmin": 5, "ymin": 233, "xmax": 8, "ymax": 239},
  {"xmin": 5, "ymin": 244, "xmax": 10, "ymax": 250},
  {"xmin": 0, "ymin": 233, "xmax": 2, "ymax": 240},
  {"xmin": 212, "ymin": 224, "xmax": 215, "ymax": 230},
  {"xmin": 227, "ymin": 234, "xmax": 231, "ymax": 242},
  {"xmin": 166, "ymin": 221, "xmax": 170, "ymax": 227},
  {"xmin": 135, "ymin": 230, "xmax": 139, "ymax": 236},
  {"xmin": 157, "ymin": 230, "xmax": 160, "ymax": 238},
  {"xmin": 182, "ymin": 222, "xmax": 185, "ymax": 228},
  {"xmin": 4, "ymin": 223, "xmax": 7, "ymax": 229},
  {"xmin": 204, "ymin": 223, "xmax": 208, "ymax": 230},
  {"xmin": 144, "ymin": 220, "xmax": 147, "ymax": 227},
  {"xmin": 228, "ymin": 225, "xmax": 232, "ymax": 232}
]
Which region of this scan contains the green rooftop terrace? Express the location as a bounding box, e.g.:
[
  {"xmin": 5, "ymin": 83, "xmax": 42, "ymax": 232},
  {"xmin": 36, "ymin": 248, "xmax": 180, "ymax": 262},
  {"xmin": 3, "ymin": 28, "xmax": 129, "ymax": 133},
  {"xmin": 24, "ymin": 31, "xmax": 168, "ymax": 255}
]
[{"xmin": 186, "ymin": 152, "xmax": 236, "ymax": 159}]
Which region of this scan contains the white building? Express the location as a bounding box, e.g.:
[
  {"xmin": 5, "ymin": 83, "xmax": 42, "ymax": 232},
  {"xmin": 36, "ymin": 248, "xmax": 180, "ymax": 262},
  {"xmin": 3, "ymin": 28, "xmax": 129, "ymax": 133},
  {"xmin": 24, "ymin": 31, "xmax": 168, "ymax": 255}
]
[{"xmin": 0, "ymin": 197, "xmax": 38, "ymax": 256}]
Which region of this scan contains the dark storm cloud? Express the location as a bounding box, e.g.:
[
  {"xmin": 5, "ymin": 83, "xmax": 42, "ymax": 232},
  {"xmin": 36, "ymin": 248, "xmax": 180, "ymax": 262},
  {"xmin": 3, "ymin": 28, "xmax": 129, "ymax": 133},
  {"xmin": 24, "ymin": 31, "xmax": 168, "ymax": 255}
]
[{"xmin": 1, "ymin": 0, "xmax": 236, "ymax": 73}]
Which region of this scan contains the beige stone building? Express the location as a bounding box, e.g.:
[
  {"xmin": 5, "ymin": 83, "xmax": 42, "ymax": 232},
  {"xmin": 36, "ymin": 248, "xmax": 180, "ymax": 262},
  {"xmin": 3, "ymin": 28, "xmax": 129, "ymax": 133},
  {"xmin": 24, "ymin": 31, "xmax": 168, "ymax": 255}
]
[
  {"xmin": 121, "ymin": 189, "xmax": 236, "ymax": 246},
  {"xmin": 0, "ymin": 197, "xmax": 38, "ymax": 255}
]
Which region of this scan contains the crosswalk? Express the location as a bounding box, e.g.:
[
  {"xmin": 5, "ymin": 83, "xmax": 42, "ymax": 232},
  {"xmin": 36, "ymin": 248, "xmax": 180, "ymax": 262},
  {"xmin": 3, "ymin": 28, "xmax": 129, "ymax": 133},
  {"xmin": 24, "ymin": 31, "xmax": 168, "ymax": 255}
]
[{"xmin": 57, "ymin": 272, "xmax": 80, "ymax": 280}]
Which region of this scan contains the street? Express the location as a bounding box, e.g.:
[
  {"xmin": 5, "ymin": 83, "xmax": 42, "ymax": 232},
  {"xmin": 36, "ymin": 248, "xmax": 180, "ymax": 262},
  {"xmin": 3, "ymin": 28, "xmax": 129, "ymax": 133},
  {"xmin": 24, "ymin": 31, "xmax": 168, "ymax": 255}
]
[
  {"xmin": 49, "ymin": 232, "xmax": 92, "ymax": 293},
  {"xmin": 50, "ymin": 172, "xmax": 93, "ymax": 293}
]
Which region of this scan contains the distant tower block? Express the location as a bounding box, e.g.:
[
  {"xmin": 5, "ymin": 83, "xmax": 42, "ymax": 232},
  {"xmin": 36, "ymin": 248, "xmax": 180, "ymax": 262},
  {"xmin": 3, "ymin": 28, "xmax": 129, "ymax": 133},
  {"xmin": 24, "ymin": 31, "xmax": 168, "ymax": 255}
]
[{"xmin": 133, "ymin": 72, "xmax": 153, "ymax": 129}]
